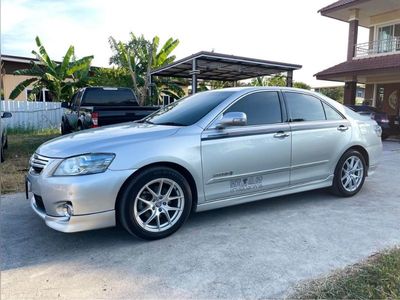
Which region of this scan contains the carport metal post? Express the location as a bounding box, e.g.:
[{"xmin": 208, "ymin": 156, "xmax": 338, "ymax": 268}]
[
  {"xmin": 190, "ymin": 58, "xmax": 199, "ymax": 94},
  {"xmin": 286, "ymin": 70, "xmax": 293, "ymax": 87}
]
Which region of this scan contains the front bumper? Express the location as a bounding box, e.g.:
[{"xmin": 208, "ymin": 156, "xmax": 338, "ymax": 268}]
[
  {"xmin": 27, "ymin": 168, "xmax": 135, "ymax": 233},
  {"xmin": 31, "ymin": 195, "xmax": 115, "ymax": 232}
]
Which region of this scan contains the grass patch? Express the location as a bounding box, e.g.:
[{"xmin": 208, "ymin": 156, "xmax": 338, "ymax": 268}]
[
  {"xmin": 292, "ymin": 248, "xmax": 400, "ymax": 299},
  {"xmin": 0, "ymin": 132, "xmax": 59, "ymax": 194}
]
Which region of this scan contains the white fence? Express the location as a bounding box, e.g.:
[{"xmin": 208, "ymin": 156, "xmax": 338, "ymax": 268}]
[{"xmin": 1, "ymin": 101, "xmax": 64, "ymax": 130}]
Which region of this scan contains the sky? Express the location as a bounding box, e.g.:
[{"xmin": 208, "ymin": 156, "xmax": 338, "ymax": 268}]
[{"xmin": 1, "ymin": 0, "xmax": 369, "ymax": 87}]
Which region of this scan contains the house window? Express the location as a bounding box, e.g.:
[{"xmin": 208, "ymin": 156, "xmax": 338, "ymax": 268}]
[
  {"xmin": 25, "ymin": 89, "xmax": 53, "ymax": 102},
  {"xmin": 377, "ymin": 23, "xmax": 400, "ymax": 53}
]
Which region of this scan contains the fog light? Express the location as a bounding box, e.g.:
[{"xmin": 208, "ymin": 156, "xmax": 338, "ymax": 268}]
[{"xmin": 56, "ymin": 202, "xmax": 74, "ymax": 217}]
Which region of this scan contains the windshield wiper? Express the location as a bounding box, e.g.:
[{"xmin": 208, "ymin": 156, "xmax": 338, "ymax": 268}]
[{"xmin": 156, "ymin": 122, "xmax": 185, "ymax": 126}]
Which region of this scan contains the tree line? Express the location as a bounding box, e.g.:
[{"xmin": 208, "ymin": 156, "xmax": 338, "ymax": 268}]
[{"xmin": 10, "ymin": 34, "xmax": 320, "ymax": 105}]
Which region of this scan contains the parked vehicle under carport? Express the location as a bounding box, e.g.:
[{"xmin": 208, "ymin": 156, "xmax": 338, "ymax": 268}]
[
  {"xmin": 346, "ymin": 105, "xmax": 392, "ymax": 139},
  {"xmin": 61, "ymin": 87, "xmax": 159, "ymax": 134}
]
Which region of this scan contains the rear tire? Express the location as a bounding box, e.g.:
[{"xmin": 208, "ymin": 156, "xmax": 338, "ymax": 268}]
[
  {"xmin": 331, "ymin": 150, "xmax": 366, "ymax": 197},
  {"xmin": 118, "ymin": 167, "xmax": 192, "ymax": 240}
]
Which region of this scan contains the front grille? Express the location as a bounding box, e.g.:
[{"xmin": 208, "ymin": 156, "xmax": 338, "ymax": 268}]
[
  {"xmin": 34, "ymin": 194, "xmax": 46, "ymax": 213},
  {"xmin": 30, "ymin": 154, "xmax": 50, "ymax": 174}
]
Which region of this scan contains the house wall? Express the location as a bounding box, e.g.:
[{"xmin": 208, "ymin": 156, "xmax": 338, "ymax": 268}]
[
  {"xmin": 3, "ymin": 74, "xmax": 36, "ymax": 100},
  {"xmin": 370, "ymin": 9, "xmax": 400, "ymax": 27}
]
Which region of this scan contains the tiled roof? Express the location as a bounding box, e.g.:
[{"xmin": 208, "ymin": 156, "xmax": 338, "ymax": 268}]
[
  {"xmin": 318, "ymin": 0, "xmax": 367, "ymax": 13},
  {"xmin": 315, "ymin": 54, "xmax": 400, "ymax": 78}
]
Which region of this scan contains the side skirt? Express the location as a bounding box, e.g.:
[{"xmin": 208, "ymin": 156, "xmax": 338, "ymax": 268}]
[{"xmin": 195, "ymin": 175, "xmax": 334, "ymax": 212}]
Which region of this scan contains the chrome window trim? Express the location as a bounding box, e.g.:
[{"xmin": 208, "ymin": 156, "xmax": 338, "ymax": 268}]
[{"xmin": 201, "ymin": 123, "xmax": 290, "ymax": 141}]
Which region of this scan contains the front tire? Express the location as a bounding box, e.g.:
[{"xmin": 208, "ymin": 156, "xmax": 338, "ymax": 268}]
[
  {"xmin": 118, "ymin": 167, "xmax": 192, "ymax": 240},
  {"xmin": 331, "ymin": 150, "xmax": 366, "ymax": 197}
]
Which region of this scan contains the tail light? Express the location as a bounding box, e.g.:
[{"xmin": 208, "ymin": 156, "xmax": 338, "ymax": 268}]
[
  {"xmin": 91, "ymin": 112, "xmax": 99, "ymax": 128},
  {"xmin": 374, "ymin": 125, "xmax": 382, "ymax": 137},
  {"xmin": 381, "ymin": 116, "xmax": 389, "ymax": 123}
]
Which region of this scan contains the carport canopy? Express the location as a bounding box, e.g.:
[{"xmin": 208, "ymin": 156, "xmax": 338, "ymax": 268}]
[{"xmin": 150, "ymin": 51, "xmax": 302, "ymax": 94}]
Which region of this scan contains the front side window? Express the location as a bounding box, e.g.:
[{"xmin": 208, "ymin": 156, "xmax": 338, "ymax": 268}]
[
  {"xmin": 225, "ymin": 91, "xmax": 282, "ymax": 126},
  {"xmin": 285, "ymin": 92, "xmax": 325, "ymax": 122}
]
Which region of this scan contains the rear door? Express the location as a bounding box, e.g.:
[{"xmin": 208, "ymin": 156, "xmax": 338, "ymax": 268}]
[
  {"xmin": 283, "ymin": 91, "xmax": 352, "ymax": 185},
  {"xmin": 201, "ymin": 91, "xmax": 291, "ymax": 202}
]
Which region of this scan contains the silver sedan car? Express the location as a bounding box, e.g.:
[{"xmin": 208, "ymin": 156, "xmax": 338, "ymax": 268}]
[{"xmin": 27, "ymin": 87, "xmax": 382, "ymax": 240}]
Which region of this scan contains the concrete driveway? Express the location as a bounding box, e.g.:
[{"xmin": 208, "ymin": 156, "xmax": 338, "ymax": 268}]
[{"xmin": 1, "ymin": 141, "xmax": 400, "ymax": 299}]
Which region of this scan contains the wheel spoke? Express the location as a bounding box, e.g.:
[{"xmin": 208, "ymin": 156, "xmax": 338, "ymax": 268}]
[
  {"xmin": 165, "ymin": 205, "xmax": 182, "ymax": 212},
  {"xmin": 145, "ymin": 185, "xmax": 158, "ymax": 198},
  {"xmin": 144, "ymin": 210, "xmax": 157, "ymax": 226},
  {"xmin": 138, "ymin": 206, "xmax": 151, "ymax": 216},
  {"xmin": 156, "ymin": 214, "xmax": 161, "ymax": 230},
  {"xmin": 162, "ymin": 207, "xmax": 172, "ymax": 224},
  {"xmin": 165, "ymin": 183, "xmax": 175, "ymax": 198},
  {"xmin": 158, "ymin": 179, "xmax": 164, "ymax": 196},
  {"xmin": 167, "ymin": 195, "xmax": 184, "ymax": 202},
  {"xmin": 350, "ymin": 157, "xmax": 355, "ymax": 168},
  {"xmin": 343, "ymin": 176, "xmax": 350, "ymax": 188},
  {"xmin": 137, "ymin": 197, "xmax": 153, "ymax": 207}
]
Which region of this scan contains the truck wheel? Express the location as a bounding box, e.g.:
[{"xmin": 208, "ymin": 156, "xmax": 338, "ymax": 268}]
[{"xmin": 118, "ymin": 167, "xmax": 192, "ymax": 240}]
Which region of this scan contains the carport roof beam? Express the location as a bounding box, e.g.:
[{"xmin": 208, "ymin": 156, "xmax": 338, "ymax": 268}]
[{"xmin": 151, "ymin": 51, "xmax": 302, "ymax": 82}]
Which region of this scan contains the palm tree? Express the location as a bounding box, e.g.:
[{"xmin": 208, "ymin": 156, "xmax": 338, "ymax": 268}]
[
  {"xmin": 109, "ymin": 33, "xmax": 184, "ymax": 105},
  {"xmin": 10, "ymin": 36, "xmax": 93, "ymax": 101}
]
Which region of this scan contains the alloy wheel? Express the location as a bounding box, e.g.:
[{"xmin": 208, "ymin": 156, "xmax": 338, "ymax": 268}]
[
  {"xmin": 133, "ymin": 178, "xmax": 185, "ymax": 233},
  {"xmin": 340, "ymin": 156, "xmax": 364, "ymax": 192}
]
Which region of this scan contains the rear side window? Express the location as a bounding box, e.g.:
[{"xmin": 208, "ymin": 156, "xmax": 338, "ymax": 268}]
[
  {"xmin": 285, "ymin": 92, "xmax": 325, "ymax": 122},
  {"xmin": 323, "ymin": 102, "xmax": 344, "ymax": 120},
  {"xmin": 225, "ymin": 91, "xmax": 282, "ymax": 125},
  {"xmin": 82, "ymin": 88, "xmax": 138, "ymax": 106}
]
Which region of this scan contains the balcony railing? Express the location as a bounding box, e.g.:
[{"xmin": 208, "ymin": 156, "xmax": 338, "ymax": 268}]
[{"xmin": 355, "ymin": 37, "xmax": 400, "ymax": 58}]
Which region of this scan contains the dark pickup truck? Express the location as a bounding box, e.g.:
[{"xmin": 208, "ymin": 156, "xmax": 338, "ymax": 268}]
[{"xmin": 61, "ymin": 87, "xmax": 159, "ymax": 134}]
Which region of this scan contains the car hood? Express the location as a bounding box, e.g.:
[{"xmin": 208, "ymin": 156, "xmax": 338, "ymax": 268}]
[{"xmin": 37, "ymin": 122, "xmax": 180, "ymax": 158}]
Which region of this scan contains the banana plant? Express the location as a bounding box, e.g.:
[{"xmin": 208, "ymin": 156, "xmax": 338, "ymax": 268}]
[
  {"xmin": 109, "ymin": 33, "xmax": 183, "ymax": 105},
  {"xmin": 10, "ymin": 36, "xmax": 93, "ymax": 101}
]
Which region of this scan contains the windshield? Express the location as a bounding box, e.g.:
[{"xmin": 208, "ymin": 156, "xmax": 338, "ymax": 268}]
[
  {"xmin": 143, "ymin": 91, "xmax": 235, "ymax": 126},
  {"xmin": 82, "ymin": 88, "xmax": 138, "ymax": 106}
]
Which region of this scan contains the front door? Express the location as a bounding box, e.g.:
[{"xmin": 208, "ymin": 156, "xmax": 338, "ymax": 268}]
[{"xmin": 201, "ymin": 91, "xmax": 291, "ymax": 202}]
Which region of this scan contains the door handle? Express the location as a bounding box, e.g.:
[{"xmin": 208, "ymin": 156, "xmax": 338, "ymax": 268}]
[
  {"xmin": 273, "ymin": 131, "xmax": 290, "ymax": 138},
  {"xmin": 337, "ymin": 125, "xmax": 349, "ymax": 131}
]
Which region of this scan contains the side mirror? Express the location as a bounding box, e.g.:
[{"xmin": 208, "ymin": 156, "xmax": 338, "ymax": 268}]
[
  {"xmin": 1, "ymin": 112, "xmax": 12, "ymax": 119},
  {"xmin": 215, "ymin": 112, "xmax": 247, "ymax": 129},
  {"xmin": 61, "ymin": 102, "xmax": 70, "ymax": 108}
]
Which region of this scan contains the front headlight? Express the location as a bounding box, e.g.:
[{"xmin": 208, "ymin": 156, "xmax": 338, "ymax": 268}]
[{"xmin": 53, "ymin": 153, "xmax": 115, "ymax": 176}]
